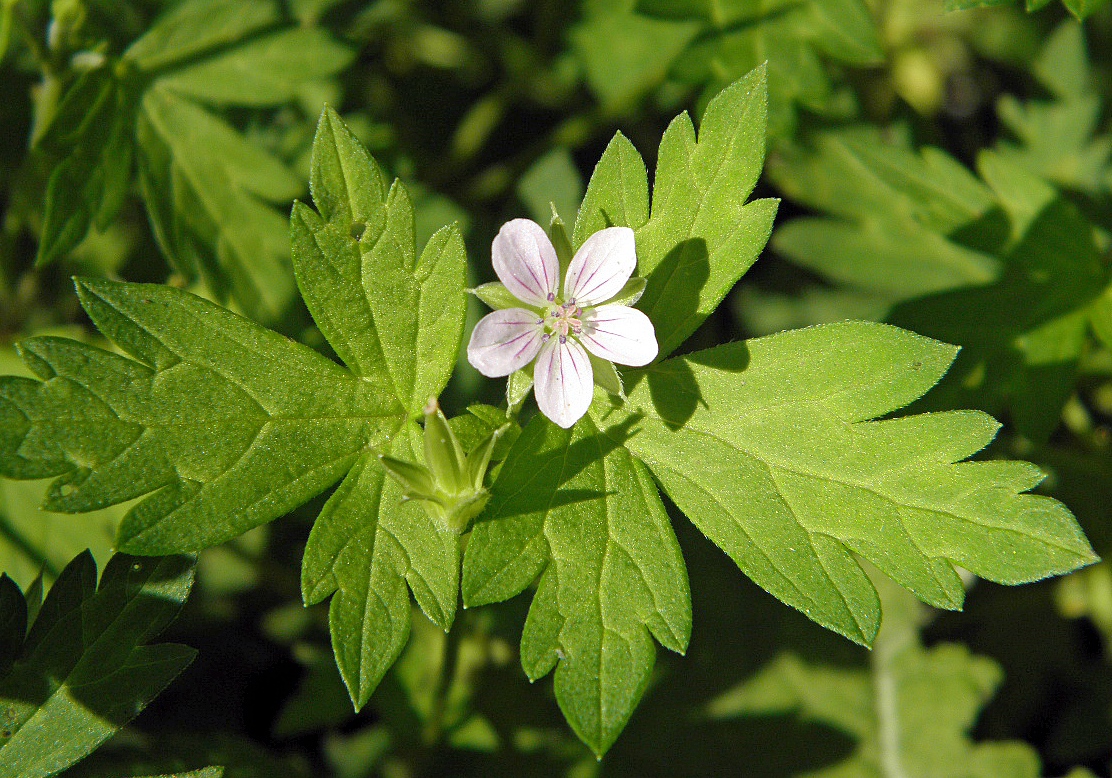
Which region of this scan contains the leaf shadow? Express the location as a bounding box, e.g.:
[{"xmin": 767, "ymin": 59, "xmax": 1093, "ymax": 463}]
[
  {"xmin": 625, "ymin": 340, "xmax": 751, "ymax": 430},
  {"xmin": 484, "ymin": 417, "xmax": 642, "ymax": 521},
  {"xmin": 0, "ymin": 552, "xmax": 195, "ymax": 742},
  {"xmin": 887, "ymin": 196, "xmax": 1108, "ymax": 442},
  {"xmin": 640, "ymin": 237, "xmax": 710, "ymax": 355}
]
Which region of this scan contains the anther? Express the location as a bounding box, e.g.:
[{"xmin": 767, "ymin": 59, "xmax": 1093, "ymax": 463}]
[{"xmin": 547, "ymin": 292, "xmax": 556, "ymax": 302}]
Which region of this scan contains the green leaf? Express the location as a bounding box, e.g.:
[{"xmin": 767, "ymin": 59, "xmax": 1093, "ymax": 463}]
[
  {"xmin": 0, "ymin": 278, "xmax": 403, "ymax": 555},
  {"xmin": 708, "ymin": 583, "xmax": 1043, "ymax": 777},
  {"xmin": 301, "ymin": 433, "xmax": 459, "ymax": 709},
  {"xmin": 34, "ymin": 71, "xmax": 136, "ymax": 268},
  {"xmin": 0, "ymin": 551, "xmax": 196, "ymax": 778},
  {"xmin": 569, "ymin": 1, "xmax": 700, "ymax": 113},
  {"xmin": 1061, "ymin": 0, "xmax": 1111, "ymax": 18},
  {"xmin": 463, "ymin": 414, "xmax": 691, "ymax": 756},
  {"xmin": 947, "ymin": 0, "xmax": 1109, "ymax": 18},
  {"xmin": 573, "ymin": 131, "xmax": 649, "ymax": 246},
  {"xmin": 136, "ymin": 86, "xmax": 303, "ymax": 322},
  {"xmin": 768, "ymin": 126, "xmax": 1000, "ymax": 302},
  {"xmin": 0, "ymin": 343, "xmax": 127, "ymax": 591},
  {"xmin": 293, "ymin": 107, "xmax": 467, "ymax": 413},
  {"xmin": 768, "ymin": 128, "xmax": 1108, "ymax": 441},
  {"xmin": 115, "ymin": 0, "xmax": 352, "ymax": 321},
  {"xmin": 155, "ymin": 28, "xmax": 355, "ymax": 108},
  {"xmin": 889, "ymin": 174, "xmax": 1108, "ymax": 442},
  {"xmin": 581, "ymin": 0, "xmax": 881, "ymax": 136},
  {"xmin": 0, "ymin": 574, "xmax": 24, "ymax": 676},
  {"xmin": 993, "ymin": 23, "xmax": 1110, "ymax": 194},
  {"xmin": 123, "ymin": 0, "xmax": 281, "ymax": 72},
  {"xmin": 517, "ymin": 148, "xmax": 584, "ymax": 226},
  {"xmin": 604, "ymin": 321, "xmax": 1095, "ymax": 647},
  {"xmin": 576, "ymin": 68, "xmax": 778, "ymax": 359},
  {"xmin": 666, "ymin": 0, "xmax": 882, "ymax": 137}
]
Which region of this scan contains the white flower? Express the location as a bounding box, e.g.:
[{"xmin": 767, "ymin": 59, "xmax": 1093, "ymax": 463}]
[{"xmin": 467, "ymin": 218, "xmax": 658, "ymax": 428}]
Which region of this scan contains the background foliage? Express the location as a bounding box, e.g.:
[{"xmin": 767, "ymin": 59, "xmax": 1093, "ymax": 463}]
[{"xmin": 0, "ymin": 0, "xmax": 1111, "ymax": 776}]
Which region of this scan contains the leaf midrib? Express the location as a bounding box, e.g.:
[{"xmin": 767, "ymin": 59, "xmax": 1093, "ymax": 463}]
[{"xmin": 640, "ymin": 419, "xmax": 1085, "ymax": 557}]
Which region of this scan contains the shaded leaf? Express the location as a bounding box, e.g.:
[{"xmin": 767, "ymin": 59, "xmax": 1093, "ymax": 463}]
[
  {"xmin": 709, "ymin": 582, "xmax": 1043, "ymax": 777},
  {"xmin": 0, "ymin": 552, "xmax": 196, "ymax": 778},
  {"xmin": 136, "ymin": 86, "xmax": 301, "ymax": 322},
  {"xmin": 464, "ymin": 414, "xmax": 691, "ymax": 756}
]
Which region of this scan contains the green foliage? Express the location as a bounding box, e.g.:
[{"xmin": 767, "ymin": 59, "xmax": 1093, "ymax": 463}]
[
  {"xmin": 575, "ymin": 66, "xmax": 779, "ymax": 358},
  {"xmin": 464, "ymin": 415, "xmax": 691, "ymax": 756},
  {"xmin": 0, "ymin": 103, "xmax": 476, "ymax": 727},
  {"xmin": 767, "ymin": 114, "xmax": 1112, "ymax": 442},
  {"xmin": 946, "ymin": 0, "xmax": 1111, "ymax": 20},
  {"xmin": 0, "ymin": 279, "xmax": 403, "ymax": 554},
  {"xmin": 708, "ymin": 581, "xmax": 1045, "ymax": 776},
  {"xmin": 994, "ymin": 22, "xmax": 1111, "ymax": 194},
  {"xmin": 574, "ymin": 0, "xmax": 883, "ymax": 136},
  {"xmin": 1, "ymin": 1, "xmax": 1110, "ymax": 771},
  {"xmin": 292, "ymin": 107, "xmax": 467, "ymax": 414},
  {"xmin": 458, "ymin": 66, "xmax": 1093, "ymax": 754},
  {"xmin": 0, "ymin": 551, "xmax": 196, "ymax": 778},
  {"xmin": 612, "ymin": 322, "xmax": 1094, "ymax": 643},
  {"xmin": 301, "ymin": 438, "xmax": 460, "ymax": 711},
  {"xmin": 33, "ymin": 0, "xmax": 354, "ymax": 321},
  {"xmin": 768, "ymin": 127, "xmax": 1000, "ymax": 303}
]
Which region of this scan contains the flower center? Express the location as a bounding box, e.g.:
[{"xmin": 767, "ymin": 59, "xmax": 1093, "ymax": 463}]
[{"xmin": 542, "ymin": 300, "xmax": 583, "ymax": 344}]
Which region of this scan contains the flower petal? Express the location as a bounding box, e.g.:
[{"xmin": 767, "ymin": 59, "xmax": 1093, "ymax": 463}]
[
  {"xmin": 579, "ymin": 304, "xmax": 658, "ymax": 366},
  {"xmin": 564, "ymin": 226, "xmax": 637, "ymax": 306},
  {"xmin": 534, "ymin": 336, "xmax": 594, "ymax": 429},
  {"xmin": 492, "ymin": 219, "xmax": 560, "ymax": 306},
  {"xmin": 467, "ymin": 308, "xmax": 545, "ymax": 377}
]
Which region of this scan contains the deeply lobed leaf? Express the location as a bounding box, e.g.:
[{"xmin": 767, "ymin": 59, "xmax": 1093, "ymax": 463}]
[
  {"xmin": 301, "ymin": 432, "xmax": 460, "ymax": 710},
  {"xmin": 603, "ymin": 321, "xmax": 1095, "ymax": 645},
  {"xmin": 463, "ymin": 414, "xmax": 691, "ymax": 756},
  {"xmin": 0, "ymin": 551, "xmax": 196, "ymax": 778},
  {"xmin": 574, "ymin": 66, "xmax": 779, "ymax": 359},
  {"xmin": 293, "ymin": 107, "xmax": 467, "ymax": 413},
  {"xmin": 0, "ymin": 278, "xmax": 404, "ymax": 555}
]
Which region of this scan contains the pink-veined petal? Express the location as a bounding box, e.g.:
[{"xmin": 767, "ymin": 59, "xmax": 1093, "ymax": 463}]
[
  {"xmin": 534, "ymin": 336, "xmax": 593, "ymax": 429},
  {"xmin": 492, "ymin": 218, "xmax": 559, "ymax": 306},
  {"xmin": 579, "ymin": 304, "xmax": 658, "ymax": 366},
  {"xmin": 564, "ymin": 226, "xmax": 637, "ymax": 306},
  {"xmin": 467, "ymin": 308, "xmax": 546, "ymax": 377}
]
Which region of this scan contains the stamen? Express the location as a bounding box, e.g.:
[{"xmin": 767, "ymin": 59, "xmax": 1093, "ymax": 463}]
[
  {"xmin": 547, "ymin": 292, "xmax": 556, "ymax": 302},
  {"xmin": 559, "ymin": 335, "xmax": 567, "ymax": 344},
  {"xmin": 542, "ymin": 333, "xmax": 551, "ymax": 342}
]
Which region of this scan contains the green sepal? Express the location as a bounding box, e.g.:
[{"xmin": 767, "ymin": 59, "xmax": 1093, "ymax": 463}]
[
  {"xmin": 588, "ymin": 353, "xmax": 625, "ymax": 398},
  {"xmin": 471, "ymin": 282, "xmax": 526, "ymax": 311},
  {"xmin": 378, "ymin": 454, "xmax": 437, "ymax": 498},
  {"xmin": 423, "ymin": 403, "xmax": 469, "ymax": 494},
  {"xmin": 507, "ymin": 367, "xmax": 535, "ymax": 413},
  {"xmin": 606, "ymin": 277, "xmax": 647, "ymax": 308},
  {"xmin": 548, "ymin": 206, "xmax": 575, "ymax": 277},
  {"xmin": 467, "ymin": 424, "xmax": 508, "ymax": 490}
]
